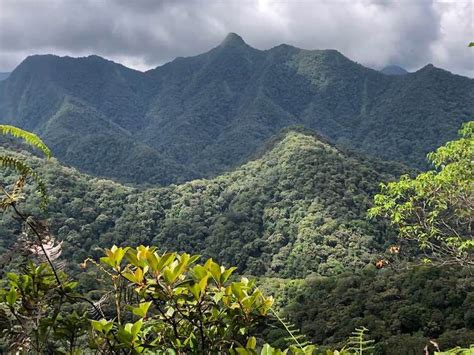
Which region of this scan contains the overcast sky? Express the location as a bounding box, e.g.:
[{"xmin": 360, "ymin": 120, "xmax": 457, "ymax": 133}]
[{"xmin": 0, "ymin": 0, "xmax": 473, "ymax": 77}]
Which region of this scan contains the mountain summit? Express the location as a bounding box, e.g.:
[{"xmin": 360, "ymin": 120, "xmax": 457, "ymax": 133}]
[
  {"xmin": 220, "ymin": 32, "xmax": 247, "ymax": 47},
  {"xmin": 0, "ymin": 33, "xmax": 472, "ymax": 184},
  {"xmin": 381, "ymin": 65, "xmax": 408, "ymax": 75}
]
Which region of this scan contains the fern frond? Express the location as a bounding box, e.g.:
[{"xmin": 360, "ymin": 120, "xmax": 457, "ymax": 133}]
[
  {"xmin": 347, "ymin": 327, "xmax": 375, "ymax": 355},
  {"xmin": 270, "ymin": 308, "xmax": 311, "ymax": 350},
  {"xmin": 0, "ymin": 156, "xmax": 48, "ymax": 208},
  {"xmin": 0, "ymin": 155, "xmax": 32, "ymax": 175},
  {"xmin": 0, "ymin": 125, "xmax": 52, "ymax": 158}
]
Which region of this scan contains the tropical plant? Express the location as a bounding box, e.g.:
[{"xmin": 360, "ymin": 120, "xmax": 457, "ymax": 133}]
[
  {"xmin": 0, "ymin": 124, "xmax": 50, "ymax": 209},
  {"xmin": 82, "ymin": 245, "xmax": 275, "ymax": 353},
  {"xmin": 346, "ymin": 327, "xmax": 375, "ymax": 355},
  {"xmin": 0, "ymin": 125, "xmax": 305, "ymax": 354},
  {"xmin": 1, "ymin": 124, "xmax": 472, "ymax": 354},
  {"xmin": 369, "ymin": 121, "xmax": 473, "ymax": 266}
]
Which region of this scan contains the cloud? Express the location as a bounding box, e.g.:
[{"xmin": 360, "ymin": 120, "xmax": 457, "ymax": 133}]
[{"xmin": 0, "ymin": 0, "xmax": 472, "ymax": 76}]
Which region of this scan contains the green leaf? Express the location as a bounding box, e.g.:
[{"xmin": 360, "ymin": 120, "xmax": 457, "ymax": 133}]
[
  {"xmin": 118, "ymin": 326, "xmax": 133, "ymax": 344},
  {"xmin": 100, "ymin": 256, "xmax": 114, "ymax": 268},
  {"xmin": 163, "ymin": 268, "xmax": 174, "ymax": 284},
  {"xmin": 91, "ymin": 319, "xmax": 113, "ymax": 333},
  {"xmin": 132, "ymin": 301, "xmax": 152, "ymax": 318},
  {"xmin": 5, "ymin": 288, "xmax": 17, "ymax": 306},
  {"xmin": 0, "ymin": 125, "xmax": 52, "ymax": 158},
  {"xmin": 63, "ymin": 281, "xmax": 78, "ymax": 292},
  {"xmin": 221, "ymin": 267, "xmax": 237, "ymax": 284},
  {"xmin": 191, "ymin": 265, "xmax": 209, "ymax": 280},
  {"xmin": 246, "ymin": 336, "xmax": 257, "ymax": 350},
  {"xmin": 189, "ymin": 283, "xmax": 201, "ymax": 300},
  {"xmin": 6, "ymin": 273, "xmax": 19, "ymax": 283},
  {"xmin": 156, "ymin": 252, "xmax": 176, "ymax": 271},
  {"xmin": 131, "ymin": 319, "xmax": 143, "ymax": 338}
]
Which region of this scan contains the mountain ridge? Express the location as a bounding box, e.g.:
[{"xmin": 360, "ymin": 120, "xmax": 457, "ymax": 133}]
[
  {"xmin": 0, "ymin": 128, "xmax": 401, "ymax": 277},
  {"xmin": 1, "ymin": 33, "xmax": 472, "ymax": 185}
]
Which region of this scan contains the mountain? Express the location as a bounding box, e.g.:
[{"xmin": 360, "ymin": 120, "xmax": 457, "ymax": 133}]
[
  {"xmin": 0, "ymin": 129, "xmax": 403, "ymax": 278},
  {"xmin": 1, "ymin": 33, "xmax": 472, "ymax": 184},
  {"xmin": 380, "ymin": 65, "xmax": 408, "ymax": 75},
  {"xmin": 3, "ymin": 129, "xmax": 472, "ymax": 352},
  {"xmin": 271, "ymin": 265, "xmax": 473, "ymax": 353},
  {"xmin": 0, "ymin": 73, "xmax": 9, "ymax": 81}
]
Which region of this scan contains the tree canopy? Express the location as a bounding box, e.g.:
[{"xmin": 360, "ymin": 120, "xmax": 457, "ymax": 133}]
[{"xmin": 369, "ymin": 121, "xmax": 473, "ymax": 265}]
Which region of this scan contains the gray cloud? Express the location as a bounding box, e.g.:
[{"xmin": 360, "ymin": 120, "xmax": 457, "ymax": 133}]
[{"xmin": 0, "ymin": 0, "xmax": 472, "ymax": 76}]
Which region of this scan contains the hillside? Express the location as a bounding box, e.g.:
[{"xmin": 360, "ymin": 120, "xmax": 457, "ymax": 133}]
[
  {"xmin": 0, "ymin": 130, "xmax": 402, "ymax": 278},
  {"xmin": 262, "ymin": 265, "xmax": 473, "ymax": 354},
  {"xmin": 1, "ymin": 33, "xmax": 472, "ymax": 185},
  {"xmin": 2, "ymin": 129, "xmax": 472, "ymax": 353}
]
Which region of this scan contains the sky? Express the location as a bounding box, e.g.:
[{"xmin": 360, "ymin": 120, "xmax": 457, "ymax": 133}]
[{"xmin": 0, "ymin": 0, "xmax": 473, "ymax": 77}]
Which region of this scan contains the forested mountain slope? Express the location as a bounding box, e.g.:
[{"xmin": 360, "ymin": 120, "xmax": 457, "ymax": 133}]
[
  {"xmin": 2, "ymin": 129, "xmax": 472, "ymax": 353},
  {"xmin": 1, "ymin": 33, "xmax": 472, "ymax": 184},
  {"xmin": 0, "ymin": 130, "xmax": 402, "ymax": 278},
  {"xmin": 263, "ymin": 265, "xmax": 473, "ymax": 354}
]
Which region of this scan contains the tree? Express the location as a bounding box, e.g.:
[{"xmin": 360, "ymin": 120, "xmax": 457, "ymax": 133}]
[
  {"xmin": 2, "ymin": 124, "xmax": 472, "ymax": 354},
  {"xmin": 369, "ymin": 121, "xmax": 473, "ymax": 265},
  {"xmin": 0, "ymin": 125, "xmax": 317, "ymax": 354}
]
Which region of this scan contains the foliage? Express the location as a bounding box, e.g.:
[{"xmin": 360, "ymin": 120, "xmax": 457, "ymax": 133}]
[
  {"xmin": 0, "ymin": 261, "xmax": 81, "ymax": 353},
  {"xmin": 1, "ymin": 34, "xmax": 472, "ymax": 184},
  {"xmin": 0, "ymin": 125, "xmax": 50, "ymax": 208},
  {"xmin": 369, "ymin": 122, "xmax": 473, "ymax": 265},
  {"xmin": 1, "ymin": 124, "xmax": 473, "ymax": 353},
  {"xmin": 271, "ymin": 265, "xmax": 474, "ymax": 354},
  {"xmin": 0, "ymin": 127, "xmax": 295, "ymax": 353},
  {"xmin": 347, "ymin": 327, "xmax": 374, "ymax": 354},
  {"xmin": 0, "ymin": 131, "xmax": 401, "ymax": 279},
  {"xmin": 82, "ymin": 245, "xmax": 275, "ymax": 353},
  {"xmin": 0, "ymin": 125, "xmax": 52, "ymax": 158}
]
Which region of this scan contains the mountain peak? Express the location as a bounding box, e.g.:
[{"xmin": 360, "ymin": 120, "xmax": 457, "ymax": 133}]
[
  {"xmin": 220, "ymin": 32, "xmax": 247, "ymax": 47},
  {"xmin": 381, "ymin": 65, "xmax": 408, "ymax": 76}
]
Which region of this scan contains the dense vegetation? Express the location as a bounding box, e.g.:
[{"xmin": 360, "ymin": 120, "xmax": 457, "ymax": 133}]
[
  {"xmin": 1, "ymin": 33, "xmax": 472, "ymax": 184},
  {"xmin": 0, "ymin": 126, "xmax": 384, "ymax": 354},
  {"xmin": 0, "ymin": 123, "xmax": 474, "ymax": 354},
  {"xmin": 1, "ymin": 124, "xmax": 473, "ymax": 353},
  {"xmin": 380, "ymin": 65, "xmax": 408, "ymax": 76},
  {"xmin": 1, "ymin": 130, "xmax": 405, "ymax": 279},
  {"xmin": 268, "ymin": 265, "xmax": 473, "ymax": 354},
  {"xmin": 370, "ymin": 121, "xmax": 473, "ymax": 266},
  {"xmin": 1, "ymin": 124, "xmax": 473, "ymax": 354}
]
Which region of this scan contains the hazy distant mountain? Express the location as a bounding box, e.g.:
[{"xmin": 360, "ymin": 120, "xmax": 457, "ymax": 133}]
[
  {"xmin": 0, "ymin": 33, "xmax": 472, "ymax": 184},
  {"xmin": 381, "ymin": 65, "xmax": 408, "ymax": 75},
  {"xmin": 0, "ymin": 72, "xmax": 10, "ymax": 81}
]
